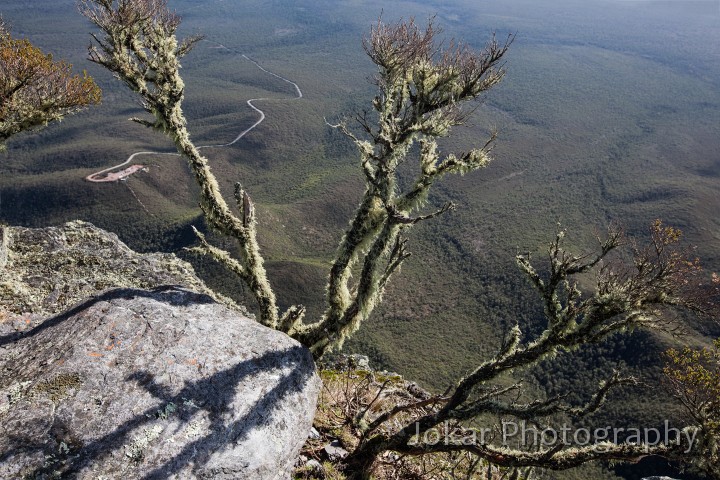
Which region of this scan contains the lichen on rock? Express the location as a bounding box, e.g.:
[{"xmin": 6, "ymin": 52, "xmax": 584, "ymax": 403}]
[
  {"xmin": 0, "ymin": 220, "xmax": 243, "ymax": 330},
  {"xmin": 0, "ymin": 286, "xmax": 320, "ymax": 479},
  {"xmin": 31, "ymin": 373, "xmax": 82, "ymax": 403}
]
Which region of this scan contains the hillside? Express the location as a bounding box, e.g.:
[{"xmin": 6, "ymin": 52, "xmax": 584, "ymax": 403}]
[{"xmin": 1, "ymin": 1, "xmax": 719, "ymax": 478}]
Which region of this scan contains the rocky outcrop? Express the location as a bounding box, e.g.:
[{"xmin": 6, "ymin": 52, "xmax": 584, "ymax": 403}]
[
  {"xmin": 0, "ymin": 222, "xmax": 321, "ymax": 478},
  {"xmin": 0, "ymin": 286, "xmax": 320, "ymax": 479},
  {"xmin": 0, "ymin": 220, "xmax": 241, "ymax": 321}
]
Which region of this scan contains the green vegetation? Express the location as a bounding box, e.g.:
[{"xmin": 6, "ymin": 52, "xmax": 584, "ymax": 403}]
[
  {"xmin": 664, "ymin": 338, "xmax": 720, "ymax": 478},
  {"xmin": 1, "ymin": 0, "xmax": 719, "ymax": 478}
]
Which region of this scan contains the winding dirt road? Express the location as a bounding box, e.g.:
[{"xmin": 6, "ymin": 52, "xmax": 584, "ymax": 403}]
[{"xmin": 85, "ymin": 42, "xmax": 303, "ymax": 182}]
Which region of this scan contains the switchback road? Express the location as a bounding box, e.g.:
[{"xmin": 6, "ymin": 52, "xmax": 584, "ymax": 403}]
[{"xmin": 86, "ymin": 43, "xmax": 302, "ymax": 183}]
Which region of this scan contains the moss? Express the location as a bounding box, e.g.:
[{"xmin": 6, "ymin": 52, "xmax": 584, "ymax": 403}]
[
  {"xmin": 320, "ymin": 368, "xmax": 402, "ymax": 388},
  {"xmin": 319, "ymin": 370, "xmax": 344, "ymax": 382},
  {"xmin": 373, "ymin": 372, "xmax": 403, "ymax": 384},
  {"xmin": 31, "ymin": 373, "xmax": 82, "ymax": 403}
]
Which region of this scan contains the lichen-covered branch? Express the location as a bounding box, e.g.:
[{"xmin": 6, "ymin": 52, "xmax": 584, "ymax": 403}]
[
  {"xmin": 80, "ymin": 4, "xmax": 512, "ymax": 358},
  {"xmin": 456, "ymin": 372, "xmax": 637, "ymax": 421},
  {"xmin": 393, "ymin": 439, "xmax": 691, "ymax": 471},
  {"xmin": 295, "ymin": 19, "xmax": 512, "ymax": 357},
  {"xmin": 79, "ymin": 0, "xmax": 287, "ymax": 327},
  {"xmin": 343, "ymin": 223, "xmax": 713, "ymax": 477}
]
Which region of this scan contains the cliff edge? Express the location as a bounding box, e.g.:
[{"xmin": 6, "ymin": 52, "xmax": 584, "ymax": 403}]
[{"xmin": 0, "ymin": 221, "xmax": 320, "ymax": 479}]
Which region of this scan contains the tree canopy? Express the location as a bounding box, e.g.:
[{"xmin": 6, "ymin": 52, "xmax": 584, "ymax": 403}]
[{"xmin": 0, "ymin": 20, "xmax": 101, "ymax": 150}]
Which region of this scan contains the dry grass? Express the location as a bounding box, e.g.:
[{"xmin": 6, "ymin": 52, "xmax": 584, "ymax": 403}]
[{"xmin": 295, "ymin": 358, "xmax": 525, "ymax": 480}]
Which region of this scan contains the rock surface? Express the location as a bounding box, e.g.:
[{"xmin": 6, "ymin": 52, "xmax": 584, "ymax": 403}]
[
  {"xmin": 0, "ymin": 286, "xmax": 320, "ymax": 479},
  {"xmin": 0, "ymin": 220, "xmax": 240, "ymax": 321}
]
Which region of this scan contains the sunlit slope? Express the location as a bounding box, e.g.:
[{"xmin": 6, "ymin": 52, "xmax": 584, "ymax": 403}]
[{"xmin": 1, "ymin": 9, "xmax": 718, "ymax": 478}]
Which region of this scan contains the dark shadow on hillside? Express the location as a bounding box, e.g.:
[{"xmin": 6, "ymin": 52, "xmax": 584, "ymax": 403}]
[{"xmin": 613, "ymin": 455, "xmax": 705, "ymax": 480}]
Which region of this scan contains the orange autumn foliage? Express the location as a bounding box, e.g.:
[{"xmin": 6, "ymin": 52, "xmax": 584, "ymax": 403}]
[{"xmin": 0, "ymin": 22, "xmax": 101, "ymax": 147}]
